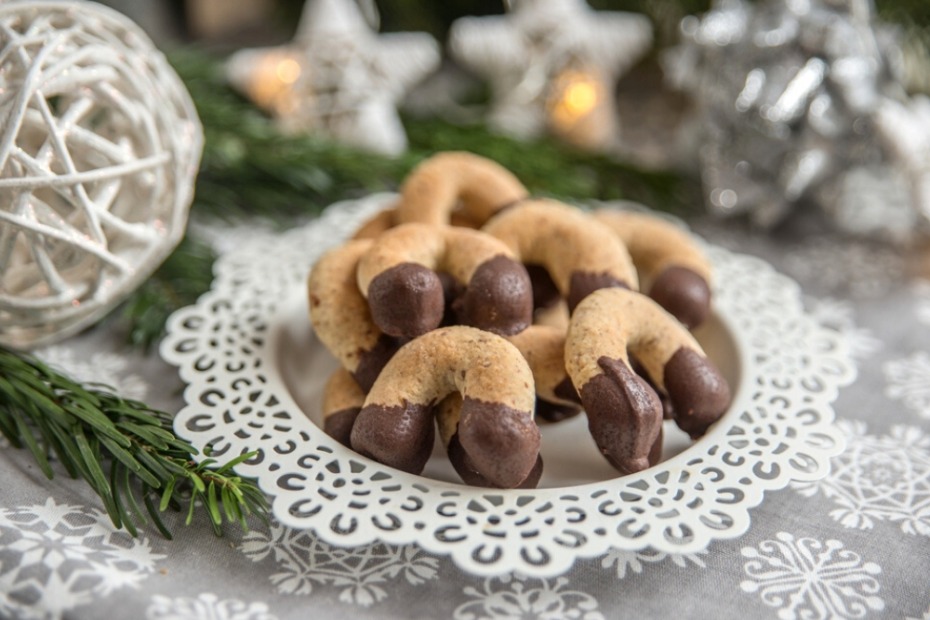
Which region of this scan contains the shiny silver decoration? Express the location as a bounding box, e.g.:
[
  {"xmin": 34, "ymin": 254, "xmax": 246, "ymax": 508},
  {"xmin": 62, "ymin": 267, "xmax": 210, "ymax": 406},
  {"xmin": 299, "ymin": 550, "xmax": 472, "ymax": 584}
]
[{"xmin": 666, "ymin": 0, "xmax": 930, "ymax": 239}]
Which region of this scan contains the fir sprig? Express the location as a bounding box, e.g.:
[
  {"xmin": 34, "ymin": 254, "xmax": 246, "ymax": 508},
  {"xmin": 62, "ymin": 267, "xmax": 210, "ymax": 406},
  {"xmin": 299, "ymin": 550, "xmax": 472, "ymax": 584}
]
[{"xmin": 0, "ymin": 346, "xmax": 269, "ymax": 537}]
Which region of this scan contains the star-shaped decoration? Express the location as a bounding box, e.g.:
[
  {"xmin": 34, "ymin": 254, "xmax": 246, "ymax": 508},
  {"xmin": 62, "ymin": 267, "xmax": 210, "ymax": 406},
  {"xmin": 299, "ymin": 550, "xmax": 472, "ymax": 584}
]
[
  {"xmin": 449, "ymin": 0, "xmax": 652, "ymax": 150},
  {"xmin": 227, "ymin": 0, "xmax": 440, "ymax": 155}
]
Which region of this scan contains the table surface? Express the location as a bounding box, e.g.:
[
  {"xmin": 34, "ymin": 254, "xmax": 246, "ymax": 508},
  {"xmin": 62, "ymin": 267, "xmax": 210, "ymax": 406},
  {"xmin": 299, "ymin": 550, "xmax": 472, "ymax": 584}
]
[{"xmin": 2, "ymin": 213, "xmax": 929, "ymax": 620}]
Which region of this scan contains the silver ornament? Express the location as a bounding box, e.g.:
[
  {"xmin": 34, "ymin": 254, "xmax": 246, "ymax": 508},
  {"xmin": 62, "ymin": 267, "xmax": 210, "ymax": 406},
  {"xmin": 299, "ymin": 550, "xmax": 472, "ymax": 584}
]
[
  {"xmin": 666, "ymin": 0, "xmax": 930, "ymax": 239},
  {"xmin": 0, "ymin": 1, "xmax": 203, "ymax": 349}
]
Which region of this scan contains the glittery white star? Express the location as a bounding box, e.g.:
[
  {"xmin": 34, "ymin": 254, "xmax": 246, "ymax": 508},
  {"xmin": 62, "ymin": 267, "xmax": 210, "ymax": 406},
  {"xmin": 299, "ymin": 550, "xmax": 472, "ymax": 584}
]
[
  {"xmin": 227, "ymin": 0, "xmax": 439, "ymax": 155},
  {"xmin": 449, "ymin": 0, "xmax": 652, "ymax": 149}
]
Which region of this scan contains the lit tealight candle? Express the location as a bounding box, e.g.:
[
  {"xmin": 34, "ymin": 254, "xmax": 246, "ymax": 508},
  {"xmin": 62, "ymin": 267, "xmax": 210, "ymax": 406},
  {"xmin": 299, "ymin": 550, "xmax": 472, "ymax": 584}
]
[
  {"xmin": 546, "ymin": 67, "xmax": 616, "ymax": 151},
  {"xmin": 237, "ymin": 49, "xmax": 304, "ymax": 117}
]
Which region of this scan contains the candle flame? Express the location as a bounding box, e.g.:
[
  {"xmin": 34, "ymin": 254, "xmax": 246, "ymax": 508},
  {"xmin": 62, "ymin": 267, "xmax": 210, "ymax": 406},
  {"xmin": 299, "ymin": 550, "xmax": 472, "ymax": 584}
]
[
  {"xmin": 249, "ymin": 52, "xmax": 302, "ymax": 116},
  {"xmin": 549, "ymin": 70, "xmax": 603, "ymax": 128}
]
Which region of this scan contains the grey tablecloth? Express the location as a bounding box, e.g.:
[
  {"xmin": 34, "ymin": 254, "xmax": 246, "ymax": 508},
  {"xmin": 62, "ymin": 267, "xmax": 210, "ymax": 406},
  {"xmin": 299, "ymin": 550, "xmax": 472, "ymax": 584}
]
[{"xmin": 2, "ymin": 215, "xmax": 929, "ymax": 620}]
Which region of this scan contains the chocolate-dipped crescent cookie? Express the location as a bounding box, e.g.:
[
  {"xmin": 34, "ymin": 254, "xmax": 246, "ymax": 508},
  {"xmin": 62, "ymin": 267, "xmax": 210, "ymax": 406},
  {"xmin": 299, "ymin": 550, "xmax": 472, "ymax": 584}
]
[
  {"xmin": 592, "ymin": 209, "xmax": 713, "ymax": 329},
  {"xmin": 356, "ymin": 223, "xmax": 533, "ymax": 339},
  {"xmin": 308, "ymin": 240, "xmax": 400, "ymax": 391},
  {"xmin": 483, "ymin": 199, "xmax": 639, "ymax": 311},
  {"xmin": 566, "ymin": 288, "xmax": 730, "ymax": 474},
  {"xmin": 436, "ymin": 393, "xmax": 544, "ymax": 488},
  {"xmin": 351, "ymin": 326, "xmax": 540, "ymax": 487},
  {"xmin": 506, "ymin": 325, "xmax": 582, "ymax": 423},
  {"xmin": 396, "ymin": 151, "xmax": 528, "ymax": 227},
  {"xmin": 322, "ymin": 367, "xmax": 366, "ymax": 447}
]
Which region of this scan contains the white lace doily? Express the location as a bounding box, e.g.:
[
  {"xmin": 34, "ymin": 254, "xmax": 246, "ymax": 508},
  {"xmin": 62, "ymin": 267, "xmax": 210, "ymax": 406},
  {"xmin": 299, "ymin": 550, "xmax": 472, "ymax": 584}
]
[{"xmin": 161, "ymin": 194, "xmax": 855, "ymax": 577}]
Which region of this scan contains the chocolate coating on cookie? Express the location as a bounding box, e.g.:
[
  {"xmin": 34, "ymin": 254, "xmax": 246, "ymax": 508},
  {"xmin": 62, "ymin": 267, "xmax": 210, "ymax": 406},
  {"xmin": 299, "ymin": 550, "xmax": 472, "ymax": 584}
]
[
  {"xmin": 455, "ymin": 255, "xmax": 533, "ymax": 336},
  {"xmin": 353, "ymin": 334, "xmax": 403, "ymax": 392},
  {"xmin": 553, "ymin": 376, "xmax": 581, "ymax": 404},
  {"xmin": 526, "ymin": 263, "xmax": 561, "ymax": 310},
  {"xmin": 448, "ymin": 433, "xmax": 544, "ymax": 488},
  {"xmin": 452, "ymin": 397, "xmax": 540, "ymax": 487},
  {"xmin": 535, "ymin": 398, "xmax": 582, "ymax": 423},
  {"xmin": 483, "ymin": 199, "xmax": 638, "ymax": 311},
  {"xmin": 631, "ymin": 355, "xmax": 675, "ymax": 420},
  {"xmin": 649, "ymin": 266, "xmax": 712, "ymax": 330},
  {"xmin": 357, "ymin": 223, "xmax": 532, "ymax": 339},
  {"xmin": 367, "ymin": 263, "xmax": 445, "ymax": 338},
  {"xmin": 322, "ymin": 368, "xmax": 368, "ymax": 447},
  {"xmin": 536, "ymin": 377, "xmax": 582, "ymax": 423},
  {"xmin": 580, "ymin": 357, "xmax": 663, "ymax": 474},
  {"xmin": 567, "ymin": 271, "xmax": 629, "ymax": 313},
  {"xmin": 351, "ymin": 401, "xmax": 436, "ymax": 474},
  {"xmin": 437, "ymin": 271, "xmax": 464, "ymax": 327},
  {"xmin": 436, "ymin": 392, "xmax": 543, "ymax": 488},
  {"xmin": 664, "ymin": 347, "xmax": 731, "ymax": 439},
  {"xmin": 649, "ymin": 424, "xmax": 664, "ymax": 467},
  {"xmin": 354, "ymin": 327, "xmax": 538, "ymax": 480},
  {"xmin": 593, "ymin": 208, "xmax": 713, "ymax": 328},
  {"xmin": 566, "ymin": 288, "xmax": 730, "ymax": 473},
  {"xmin": 324, "ymin": 408, "xmax": 361, "ymax": 447}
]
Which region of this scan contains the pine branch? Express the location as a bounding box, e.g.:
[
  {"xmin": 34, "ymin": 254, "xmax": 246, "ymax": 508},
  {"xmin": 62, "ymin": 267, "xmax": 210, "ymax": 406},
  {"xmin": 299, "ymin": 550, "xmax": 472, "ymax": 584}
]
[{"xmin": 0, "ymin": 346, "xmax": 269, "ymax": 538}]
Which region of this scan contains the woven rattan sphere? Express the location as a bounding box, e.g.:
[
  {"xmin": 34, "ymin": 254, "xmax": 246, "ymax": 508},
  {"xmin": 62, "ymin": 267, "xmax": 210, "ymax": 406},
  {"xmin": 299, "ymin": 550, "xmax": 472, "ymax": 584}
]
[{"xmin": 0, "ymin": 1, "xmax": 203, "ymax": 349}]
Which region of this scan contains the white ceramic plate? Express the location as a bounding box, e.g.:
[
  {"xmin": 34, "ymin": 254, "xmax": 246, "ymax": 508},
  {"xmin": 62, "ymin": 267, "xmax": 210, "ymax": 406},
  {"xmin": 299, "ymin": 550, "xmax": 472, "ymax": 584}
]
[{"xmin": 161, "ymin": 194, "xmax": 854, "ymax": 577}]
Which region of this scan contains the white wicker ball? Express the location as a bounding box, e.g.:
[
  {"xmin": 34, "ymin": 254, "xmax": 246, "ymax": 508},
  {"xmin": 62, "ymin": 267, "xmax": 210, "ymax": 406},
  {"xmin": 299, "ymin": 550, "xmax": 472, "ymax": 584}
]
[{"xmin": 0, "ymin": 1, "xmax": 203, "ymax": 349}]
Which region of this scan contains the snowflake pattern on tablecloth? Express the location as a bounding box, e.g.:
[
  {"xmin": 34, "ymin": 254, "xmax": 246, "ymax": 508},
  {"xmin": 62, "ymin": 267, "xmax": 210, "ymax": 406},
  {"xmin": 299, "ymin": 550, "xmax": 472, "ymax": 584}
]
[
  {"xmin": 455, "ymin": 573, "xmax": 604, "ymax": 620},
  {"xmin": 599, "ymin": 549, "xmax": 707, "ymax": 579},
  {"xmin": 885, "ymin": 352, "xmax": 930, "ymax": 419},
  {"xmin": 0, "ymin": 590, "xmax": 39, "ymax": 620},
  {"xmin": 740, "ymin": 532, "xmax": 883, "ymax": 620},
  {"xmin": 146, "ymin": 593, "xmax": 277, "ymax": 620},
  {"xmin": 36, "ymin": 346, "xmax": 149, "ymax": 400},
  {"xmin": 0, "ymin": 498, "xmax": 163, "ymax": 619},
  {"xmin": 806, "ymin": 297, "xmax": 881, "ymax": 359},
  {"xmin": 793, "ymin": 421, "xmax": 930, "ymax": 535},
  {"xmin": 239, "ymin": 522, "xmax": 438, "ymax": 607},
  {"xmin": 782, "ymin": 238, "xmax": 902, "ymax": 298}
]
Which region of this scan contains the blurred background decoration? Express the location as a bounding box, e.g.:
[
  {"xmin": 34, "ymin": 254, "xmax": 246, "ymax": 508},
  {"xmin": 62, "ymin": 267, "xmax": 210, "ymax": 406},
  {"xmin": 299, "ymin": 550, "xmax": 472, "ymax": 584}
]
[
  {"xmin": 225, "ymin": 0, "xmax": 440, "ymax": 155},
  {"xmin": 448, "ymin": 0, "xmax": 652, "ymax": 152},
  {"xmin": 63, "ymin": 0, "xmax": 930, "ymax": 346},
  {"xmin": 665, "ymin": 0, "xmax": 930, "ymax": 241},
  {"xmin": 94, "ymin": 0, "xmax": 930, "ymax": 241}
]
